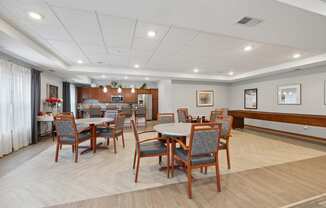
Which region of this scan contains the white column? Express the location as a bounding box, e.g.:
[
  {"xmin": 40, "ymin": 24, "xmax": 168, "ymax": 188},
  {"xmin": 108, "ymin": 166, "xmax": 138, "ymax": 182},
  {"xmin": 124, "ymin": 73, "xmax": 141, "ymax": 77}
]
[{"xmin": 158, "ymin": 79, "xmax": 173, "ymax": 113}]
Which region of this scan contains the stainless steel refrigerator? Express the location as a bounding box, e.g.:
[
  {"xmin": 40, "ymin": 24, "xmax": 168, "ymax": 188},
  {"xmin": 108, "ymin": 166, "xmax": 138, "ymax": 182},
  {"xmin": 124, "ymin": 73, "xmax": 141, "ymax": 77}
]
[{"xmin": 137, "ymin": 94, "xmax": 152, "ymax": 120}]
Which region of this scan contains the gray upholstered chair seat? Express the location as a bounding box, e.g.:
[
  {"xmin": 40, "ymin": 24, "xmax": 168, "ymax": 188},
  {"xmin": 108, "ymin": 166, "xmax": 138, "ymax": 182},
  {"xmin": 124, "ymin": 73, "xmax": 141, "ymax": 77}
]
[
  {"xmin": 175, "ymin": 148, "xmax": 215, "ymax": 165},
  {"xmin": 60, "ymin": 132, "xmax": 91, "ymax": 143},
  {"xmin": 139, "ymin": 141, "xmax": 167, "ymax": 156},
  {"xmin": 97, "ymin": 127, "xmax": 122, "ymax": 137}
]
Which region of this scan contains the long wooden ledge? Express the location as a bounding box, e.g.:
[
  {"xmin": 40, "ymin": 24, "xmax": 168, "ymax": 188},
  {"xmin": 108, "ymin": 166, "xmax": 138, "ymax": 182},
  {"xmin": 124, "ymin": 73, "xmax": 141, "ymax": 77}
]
[{"xmin": 228, "ymin": 110, "xmax": 326, "ymax": 129}]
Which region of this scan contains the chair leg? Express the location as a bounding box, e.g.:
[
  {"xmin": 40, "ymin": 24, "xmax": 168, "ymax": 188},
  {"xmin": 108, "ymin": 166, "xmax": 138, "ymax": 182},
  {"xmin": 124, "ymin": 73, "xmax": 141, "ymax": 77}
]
[
  {"xmin": 226, "ymin": 147, "xmax": 231, "ymax": 169},
  {"xmin": 167, "ymin": 154, "xmax": 170, "ymax": 178},
  {"xmin": 55, "ymin": 142, "xmax": 60, "ymax": 162},
  {"xmin": 121, "ymin": 132, "xmax": 125, "ymax": 148},
  {"xmin": 187, "ymin": 164, "xmax": 192, "ymax": 199},
  {"xmin": 205, "ymin": 166, "xmax": 208, "ymax": 174},
  {"xmin": 159, "ymin": 156, "xmax": 162, "ymax": 165},
  {"xmin": 74, "ymin": 144, "xmax": 79, "ymax": 163},
  {"xmin": 135, "ymin": 155, "xmax": 141, "ymax": 183},
  {"xmin": 200, "ymin": 167, "xmax": 203, "ymax": 173},
  {"xmin": 133, "ymin": 149, "xmax": 137, "ymax": 169},
  {"xmin": 171, "ymin": 142, "xmax": 175, "ymax": 177},
  {"xmin": 72, "ymin": 144, "xmax": 75, "ymax": 153},
  {"xmin": 107, "ymin": 137, "xmax": 110, "ymax": 146},
  {"xmin": 215, "ymin": 154, "xmax": 221, "ymax": 192},
  {"xmin": 113, "ymin": 137, "xmax": 117, "ymax": 153}
]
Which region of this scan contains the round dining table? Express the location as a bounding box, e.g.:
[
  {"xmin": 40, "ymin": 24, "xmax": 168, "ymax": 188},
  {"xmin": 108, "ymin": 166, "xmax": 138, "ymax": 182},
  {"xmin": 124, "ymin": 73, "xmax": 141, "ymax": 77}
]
[
  {"xmin": 75, "ymin": 117, "xmax": 114, "ymax": 154},
  {"xmin": 153, "ymin": 122, "xmax": 192, "ymax": 137}
]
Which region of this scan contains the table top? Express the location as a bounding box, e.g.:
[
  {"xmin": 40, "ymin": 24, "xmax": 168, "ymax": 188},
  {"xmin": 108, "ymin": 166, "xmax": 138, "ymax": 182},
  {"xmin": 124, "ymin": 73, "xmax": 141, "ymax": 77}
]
[
  {"xmin": 75, "ymin": 117, "xmax": 114, "ymax": 126},
  {"xmin": 153, "ymin": 123, "xmax": 192, "ymax": 137}
]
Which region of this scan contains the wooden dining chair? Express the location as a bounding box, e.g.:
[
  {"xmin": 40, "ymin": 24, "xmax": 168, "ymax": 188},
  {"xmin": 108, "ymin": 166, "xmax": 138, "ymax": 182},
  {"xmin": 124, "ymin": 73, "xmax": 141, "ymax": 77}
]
[
  {"xmin": 88, "ymin": 107, "xmax": 103, "ymax": 118},
  {"xmin": 54, "ymin": 113, "xmax": 91, "ymax": 163},
  {"xmin": 157, "ymin": 113, "xmax": 175, "ymax": 124},
  {"xmin": 131, "ymin": 119, "xmax": 170, "ymax": 182},
  {"xmin": 104, "ymin": 110, "xmax": 119, "ymax": 121},
  {"xmin": 203, "ymin": 116, "xmax": 233, "ymax": 173},
  {"xmin": 171, "ymin": 123, "xmax": 221, "ymax": 199},
  {"xmin": 217, "ymin": 115, "xmax": 233, "ymax": 169},
  {"xmin": 209, "ymin": 110, "xmax": 221, "ymax": 121},
  {"xmin": 97, "ymin": 113, "xmax": 125, "ymax": 153},
  {"xmin": 177, "ymin": 108, "xmax": 192, "ymax": 123}
]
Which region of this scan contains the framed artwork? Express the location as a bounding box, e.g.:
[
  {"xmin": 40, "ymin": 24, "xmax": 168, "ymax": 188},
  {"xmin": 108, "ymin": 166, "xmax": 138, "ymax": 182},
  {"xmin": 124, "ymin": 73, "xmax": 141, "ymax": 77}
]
[
  {"xmin": 47, "ymin": 84, "xmax": 58, "ymax": 98},
  {"xmin": 196, "ymin": 90, "xmax": 214, "ymax": 107},
  {"xmin": 278, "ymin": 84, "xmax": 301, "ymax": 105},
  {"xmin": 324, "ymin": 81, "xmax": 326, "ymax": 105},
  {"xmin": 244, "ymin": 88, "xmax": 258, "ymax": 109}
]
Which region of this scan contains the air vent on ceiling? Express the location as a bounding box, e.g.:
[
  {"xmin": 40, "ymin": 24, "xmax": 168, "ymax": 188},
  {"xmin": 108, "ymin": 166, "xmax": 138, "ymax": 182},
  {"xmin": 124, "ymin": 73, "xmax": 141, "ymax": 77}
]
[{"xmin": 237, "ymin": 16, "xmax": 262, "ymax": 27}]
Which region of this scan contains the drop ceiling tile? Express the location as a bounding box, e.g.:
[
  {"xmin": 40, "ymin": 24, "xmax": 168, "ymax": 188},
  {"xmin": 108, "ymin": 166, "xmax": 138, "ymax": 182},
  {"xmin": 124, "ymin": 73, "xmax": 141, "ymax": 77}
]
[
  {"xmin": 51, "ymin": 6, "xmax": 102, "ymax": 45},
  {"xmin": 0, "ymin": 0, "xmax": 71, "ymax": 41},
  {"xmin": 109, "ymin": 55, "xmax": 129, "ymax": 66},
  {"xmin": 48, "ymin": 40, "xmax": 89, "ymax": 63},
  {"xmin": 99, "ymin": 14, "xmax": 135, "ymax": 49},
  {"xmin": 132, "ymin": 37, "xmax": 158, "ymax": 52}
]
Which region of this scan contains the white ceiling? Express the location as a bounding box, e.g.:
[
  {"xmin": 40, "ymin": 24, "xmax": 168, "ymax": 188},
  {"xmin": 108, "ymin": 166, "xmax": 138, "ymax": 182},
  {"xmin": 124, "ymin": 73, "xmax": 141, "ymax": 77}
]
[{"xmin": 0, "ymin": 0, "xmax": 326, "ymax": 82}]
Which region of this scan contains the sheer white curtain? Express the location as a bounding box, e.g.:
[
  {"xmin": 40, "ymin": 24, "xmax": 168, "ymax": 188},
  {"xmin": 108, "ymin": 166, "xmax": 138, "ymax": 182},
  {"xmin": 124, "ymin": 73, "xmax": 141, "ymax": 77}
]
[
  {"xmin": 0, "ymin": 59, "xmax": 14, "ymax": 156},
  {"xmin": 11, "ymin": 64, "xmax": 31, "ymax": 150},
  {"xmin": 0, "ymin": 58, "xmax": 31, "ymax": 157}
]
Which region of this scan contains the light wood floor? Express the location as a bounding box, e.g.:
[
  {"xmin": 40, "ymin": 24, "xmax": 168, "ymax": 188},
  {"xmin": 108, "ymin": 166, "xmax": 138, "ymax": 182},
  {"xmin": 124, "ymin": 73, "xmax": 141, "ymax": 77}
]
[{"xmin": 50, "ymin": 155, "xmax": 326, "ymax": 208}]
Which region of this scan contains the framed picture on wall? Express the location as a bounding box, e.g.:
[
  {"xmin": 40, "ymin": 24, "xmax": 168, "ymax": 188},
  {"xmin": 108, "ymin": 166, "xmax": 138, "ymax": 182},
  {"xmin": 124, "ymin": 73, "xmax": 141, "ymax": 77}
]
[
  {"xmin": 196, "ymin": 90, "xmax": 214, "ymax": 107},
  {"xmin": 244, "ymin": 88, "xmax": 258, "ymax": 109},
  {"xmin": 324, "ymin": 81, "xmax": 326, "ymax": 105},
  {"xmin": 277, "ymin": 84, "xmax": 301, "ymax": 105},
  {"xmin": 47, "ymin": 84, "xmax": 58, "ymax": 98}
]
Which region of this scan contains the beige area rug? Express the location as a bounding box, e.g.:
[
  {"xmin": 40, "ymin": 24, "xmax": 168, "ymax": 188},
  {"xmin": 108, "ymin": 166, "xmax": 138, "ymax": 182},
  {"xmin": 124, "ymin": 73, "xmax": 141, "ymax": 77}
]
[
  {"xmin": 0, "ymin": 130, "xmax": 326, "ymax": 208},
  {"xmin": 280, "ymin": 193, "xmax": 326, "ymax": 208}
]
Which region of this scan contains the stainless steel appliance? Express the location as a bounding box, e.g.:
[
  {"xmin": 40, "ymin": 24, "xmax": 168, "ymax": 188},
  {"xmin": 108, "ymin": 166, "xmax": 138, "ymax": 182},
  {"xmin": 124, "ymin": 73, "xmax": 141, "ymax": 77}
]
[
  {"xmin": 111, "ymin": 95, "xmax": 124, "ymax": 103},
  {"xmin": 137, "ymin": 94, "xmax": 152, "ymax": 120}
]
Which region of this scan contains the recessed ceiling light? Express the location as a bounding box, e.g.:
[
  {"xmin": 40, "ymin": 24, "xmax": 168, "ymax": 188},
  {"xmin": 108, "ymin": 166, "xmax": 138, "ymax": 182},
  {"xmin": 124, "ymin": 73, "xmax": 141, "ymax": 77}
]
[
  {"xmin": 28, "ymin": 12, "xmax": 43, "ymax": 20},
  {"xmin": 77, "ymin": 60, "xmax": 83, "ymax": 64},
  {"xmin": 193, "ymin": 68, "xmax": 199, "ymax": 73},
  {"xmin": 292, "ymin": 53, "xmax": 301, "ymax": 59},
  {"xmin": 145, "ymin": 77, "xmax": 149, "ymax": 80},
  {"xmin": 133, "ymin": 64, "xmax": 140, "ymax": 69},
  {"xmin": 101, "ymin": 75, "xmax": 106, "ymax": 78},
  {"xmin": 228, "ymin": 71, "xmax": 234, "ymax": 76},
  {"xmin": 244, "ymin": 45, "xmax": 253, "ymax": 52},
  {"xmin": 147, "ymin": 30, "xmax": 156, "ymax": 38},
  {"xmin": 124, "ymin": 76, "xmax": 128, "ymax": 80}
]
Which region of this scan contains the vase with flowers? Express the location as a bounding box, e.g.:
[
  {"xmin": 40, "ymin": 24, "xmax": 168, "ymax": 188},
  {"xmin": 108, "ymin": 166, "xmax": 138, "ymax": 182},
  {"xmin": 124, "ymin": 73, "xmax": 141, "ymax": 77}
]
[{"xmin": 45, "ymin": 97, "xmax": 63, "ymax": 115}]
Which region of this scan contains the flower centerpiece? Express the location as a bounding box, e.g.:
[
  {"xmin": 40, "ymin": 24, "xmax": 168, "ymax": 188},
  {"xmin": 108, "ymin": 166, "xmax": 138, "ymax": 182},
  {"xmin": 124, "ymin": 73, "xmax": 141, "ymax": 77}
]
[{"xmin": 45, "ymin": 97, "xmax": 63, "ymax": 114}]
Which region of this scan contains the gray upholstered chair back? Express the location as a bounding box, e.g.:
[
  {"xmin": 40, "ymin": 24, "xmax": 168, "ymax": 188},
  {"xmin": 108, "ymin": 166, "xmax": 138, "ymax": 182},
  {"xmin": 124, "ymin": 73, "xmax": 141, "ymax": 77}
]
[
  {"xmin": 121, "ymin": 106, "xmax": 132, "ymax": 117},
  {"xmin": 54, "ymin": 115, "xmax": 76, "ymax": 137},
  {"xmin": 210, "ymin": 110, "xmax": 222, "ymax": 121},
  {"xmin": 216, "ymin": 116, "xmax": 233, "ymax": 139},
  {"xmin": 190, "ymin": 126, "xmax": 220, "ymax": 156},
  {"xmin": 177, "ymin": 109, "xmax": 187, "ymax": 123},
  {"xmin": 104, "ymin": 110, "xmax": 118, "ymax": 120},
  {"xmin": 115, "ymin": 114, "xmax": 125, "ymax": 130},
  {"xmin": 89, "ymin": 107, "xmax": 102, "ymax": 118},
  {"xmin": 158, "ymin": 113, "xmax": 174, "ymax": 124},
  {"xmin": 135, "ymin": 107, "xmax": 146, "ymax": 117}
]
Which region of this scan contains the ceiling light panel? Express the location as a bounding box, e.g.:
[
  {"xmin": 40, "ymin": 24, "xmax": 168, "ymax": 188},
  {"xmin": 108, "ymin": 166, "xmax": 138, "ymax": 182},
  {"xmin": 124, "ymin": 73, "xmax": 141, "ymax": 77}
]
[{"xmin": 135, "ymin": 22, "xmax": 170, "ymax": 41}]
